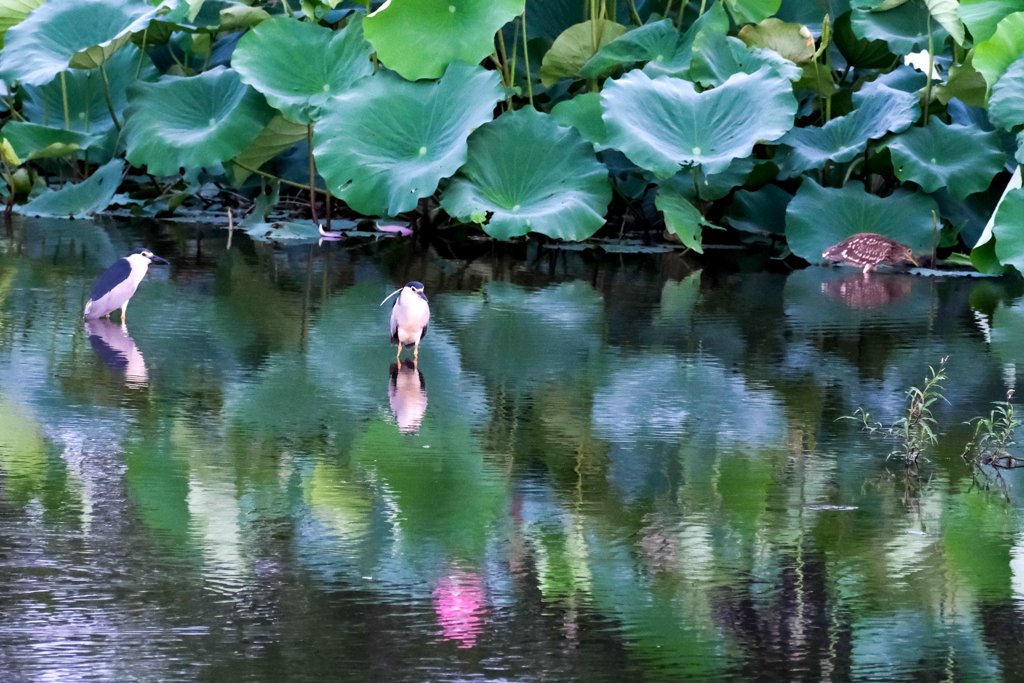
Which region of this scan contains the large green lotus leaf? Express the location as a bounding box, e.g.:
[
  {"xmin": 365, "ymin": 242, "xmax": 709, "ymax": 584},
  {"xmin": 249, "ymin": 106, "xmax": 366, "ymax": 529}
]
[
  {"xmin": 959, "ymin": 0, "xmax": 1024, "ymax": 43},
  {"xmin": 785, "ymin": 179, "xmax": 939, "ymax": 262},
  {"xmin": 580, "ymin": 19, "xmax": 680, "ymax": 79},
  {"xmin": 988, "ymin": 55, "xmax": 1024, "ymax": 129},
  {"xmin": 737, "ymin": 18, "xmax": 816, "ymax": 63},
  {"xmin": 689, "ymin": 33, "xmax": 802, "ymax": 87},
  {"xmin": 0, "ymin": 0, "xmax": 43, "ymax": 49},
  {"xmin": 550, "ymin": 92, "xmax": 609, "ymax": 151},
  {"xmin": 992, "ymin": 188, "xmax": 1024, "ymax": 272},
  {"xmin": 777, "ymin": 81, "xmax": 918, "ymax": 177},
  {"xmin": 655, "ymin": 181, "xmax": 714, "ymax": 252},
  {"xmin": 16, "ymin": 159, "xmax": 123, "ymax": 218},
  {"xmin": 973, "ymin": 12, "xmax": 1024, "ymax": 90},
  {"xmin": 314, "ymin": 62, "xmax": 502, "ymax": 216},
  {"xmin": 232, "ymin": 14, "xmax": 373, "ymax": 125},
  {"xmin": 1, "ymin": 121, "xmax": 105, "ymax": 160},
  {"xmin": 227, "ymin": 114, "xmax": 307, "ymax": 185},
  {"xmin": 124, "ymin": 66, "xmax": 275, "ymax": 176},
  {"xmin": 725, "ymin": 0, "xmax": 782, "ymax": 24},
  {"xmin": 850, "ymin": 1, "xmax": 949, "ymax": 54},
  {"xmin": 924, "ymin": 0, "xmax": 964, "ymax": 46},
  {"xmin": 834, "ymin": 11, "xmax": 897, "ymax": 68},
  {"xmin": 21, "ymin": 44, "xmax": 158, "ymax": 134},
  {"xmin": 936, "ymin": 49, "xmax": 987, "ymax": 106},
  {"xmin": 0, "ymin": 0, "xmax": 159, "ymax": 86},
  {"xmin": 885, "ymin": 117, "xmax": 1004, "ymax": 199},
  {"xmin": 642, "ymin": 1, "xmax": 729, "ymax": 79},
  {"xmin": 440, "ymin": 107, "xmax": 611, "ymax": 241},
  {"xmin": 725, "ymin": 184, "xmax": 793, "ymax": 234},
  {"xmin": 601, "ymin": 67, "xmax": 797, "ymax": 177},
  {"xmin": 793, "ymin": 61, "xmax": 837, "ymax": 96},
  {"xmin": 540, "ymin": 20, "xmax": 629, "ymax": 87},
  {"xmin": 363, "ymin": 0, "xmax": 523, "ymax": 81}
]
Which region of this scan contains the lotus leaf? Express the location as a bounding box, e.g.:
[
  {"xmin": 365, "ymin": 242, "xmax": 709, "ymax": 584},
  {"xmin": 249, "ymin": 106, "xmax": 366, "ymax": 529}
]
[
  {"xmin": 580, "ymin": 19, "xmax": 680, "ymax": 79},
  {"xmin": 737, "ymin": 18, "xmax": 815, "ymax": 63},
  {"xmin": 833, "ymin": 11, "xmax": 896, "ymax": 69},
  {"xmin": 16, "ymin": 159, "xmax": 123, "ymax": 217},
  {"xmin": 924, "ymin": 0, "xmax": 964, "ymax": 46},
  {"xmin": 973, "ymin": 12, "xmax": 1024, "ymax": 91},
  {"xmin": 1, "ymin": 121, "xmax": 105, "ymax": 160},
  {"xmin": 655, "ymin": 181, "xmax": 713, "ymax": 252},
  {"xmin": 958, "ymin": 0, "xmax": 1024, "ymax": 44},
  {"xmin": 690, "ymin": 34, "xmax": 802, "ymax": 87},
  {"xmin": 363, "ymin": 0, "xmax": 524, "ymax": 81},
  {"xmin": 550, "ymin": 92, "xmax": 609, "ymax": 151},
  {"xmin": 725, "ymin": 184, "xmax": 792, "ymax": 234},
  {"xmin": 642, "ymin": 2, "xmax": 729, "ymax": 79},
  {"xmin": 992, "ymin": 188, "xmax": 1024, "ymax": 272},
  {"xmin": 540, "ymin": 20, "xmax": 629, "ymax": 87},
  {"xmin": 850, "ymin": 0, "xmax": 948, "ymax": 54},
  {"xmin": 123, "ymin": 66, "xmax": 275, "ymax": 176},
  {"xmin": 0, "ymin": 0, "xmax": 42, "ymax": 49},
  {"xmin": 785, "ymin": 179, "xmax": 940, "ymax": 263},
  {"xmin": 228, "ymin": 115, "xmax": 308, "ymax": 185},
  {"xmin": 245, "ymin": 220, "xmax": 329, "ymax": 243},
  {"xmin": 314, "ymin": 62, "xmax": 502, "ymax": 216},
  {"xmin": 218, "ymin": 4, "xmax": 271, "ymax": 30},
  {"xmin": 0, "ymin": 0, "xmax": 160, "ymax": 86},
  {"xmin": 885, "ymin": 118, "xmax": 1003, "ymax": 199},
  {"xmin": 725, "ymin": 0, "xmax": 782, "ymax": 24},
  {"xmin": 687, "ymin": 157, "xmax": 757, "ymax": 201},
  {"xmin": 937, "ymin": 50, "xmax": 987, "ymax": 106},
  {"xmin": 440, "ymin": 107, "xmax": 611, "ymax": 241},
  {"xmin": 777, "ymin": 81, "xmax": 917, "ymax": 177},
  {"xmin": 988, "ymin": 55, "xmax": 1024, "ymax": 129},
  {"xmin": 601, "ymin": 67, "xmax": 797, "ymax": 177},
  {"xmin": 21, "ymin": 45, "xmax": 158, "ymax": 134},
  {"xmin": 793, "ymin": 62, "xmax": 837, "ymax": 96},
  {"xmin": 232, "ymin": 14, "xmax": 373, "ymax": 125}
]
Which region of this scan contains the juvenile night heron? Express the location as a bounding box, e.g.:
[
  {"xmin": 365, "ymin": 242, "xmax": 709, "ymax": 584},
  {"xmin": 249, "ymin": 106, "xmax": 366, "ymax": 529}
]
[
  {"xmin": 822, "ymin": 233, "xmax": 918, "ymax": 274},
  {"xmin": 381, "ymin": 281, "xmax": 430, "ymax": 363},
  {"xmin": 83, "ymin": 248, "xmax": 169, "ymax": 321}
]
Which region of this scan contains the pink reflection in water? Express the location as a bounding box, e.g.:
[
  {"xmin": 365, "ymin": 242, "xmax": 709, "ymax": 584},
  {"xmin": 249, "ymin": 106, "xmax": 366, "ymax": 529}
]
[{"xmin": 433, "ymin": 570, "xmax": 486, "ymax": 648}]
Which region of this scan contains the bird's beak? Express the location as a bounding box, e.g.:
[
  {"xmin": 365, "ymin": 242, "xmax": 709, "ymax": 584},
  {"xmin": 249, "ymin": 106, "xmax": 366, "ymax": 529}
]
[
  {"xmin": 908, "ymin": 255, "xmax": 919, "ymax": 267},
  {"xmin": 151, "ymin": 255, "xmax": 169, "ymax": 265}
]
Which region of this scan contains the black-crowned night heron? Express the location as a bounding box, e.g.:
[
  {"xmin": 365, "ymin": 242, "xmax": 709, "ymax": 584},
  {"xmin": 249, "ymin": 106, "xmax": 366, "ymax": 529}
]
[
  {"xmin": 389, "ymin": 360, "xmax": 427, "ymax": 434},
  {"xmin": 380, "ymin": 281, "xmax": 430, "ymax": 363},
  {"xmin": 83, "ymin": 248, "xmax": 169, "ymax": 321},
  {"xmin": 822, "ymin": 233, "xmax": 918, "ymax": 274}
]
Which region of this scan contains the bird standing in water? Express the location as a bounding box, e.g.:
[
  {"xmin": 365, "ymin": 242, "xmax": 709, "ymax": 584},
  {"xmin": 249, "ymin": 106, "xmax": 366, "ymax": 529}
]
[
  {"xmin": 381, "ymin": 281, "xmax": 430, "ymax": 363},
  {"xmin": 83, "ymin": 248, "xmax": 169, "ymax": 321},
  {"xmin": 822, "ymin": 233, "xmax": 918, "ymax": 274}
]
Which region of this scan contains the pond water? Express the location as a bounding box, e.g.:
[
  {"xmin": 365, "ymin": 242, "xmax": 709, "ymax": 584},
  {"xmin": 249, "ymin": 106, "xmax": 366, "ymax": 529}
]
[{"xmin": 4, "ymin": 218, "xmax": 1024, "ymax": 681}]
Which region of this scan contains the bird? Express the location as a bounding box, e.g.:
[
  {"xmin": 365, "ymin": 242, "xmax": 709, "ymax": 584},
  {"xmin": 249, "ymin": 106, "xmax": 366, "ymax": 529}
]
[
  {"xmin": 822, "ymin": 233, "xmax": 918, "ymax": 274},
  {"xmin": 83, "ymin": 248, "xmax": 169, "ymax": 321},
  {"xmin": 380, "ymin": 281, "xmax": 430, "ymax": 363}
]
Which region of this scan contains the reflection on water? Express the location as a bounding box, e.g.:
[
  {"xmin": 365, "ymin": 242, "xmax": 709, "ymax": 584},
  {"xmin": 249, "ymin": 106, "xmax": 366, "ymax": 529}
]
[{"xmin": 4, "ymin": 217, "xmax": 1024, "ymax": 681}]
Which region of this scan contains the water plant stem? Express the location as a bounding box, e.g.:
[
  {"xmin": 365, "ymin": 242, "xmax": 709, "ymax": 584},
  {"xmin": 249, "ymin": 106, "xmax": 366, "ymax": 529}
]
[
  {"xmin": 699, "ymin": 0, "xmax": 707, "ymax": 16},
  {"xmin": 233, "ymin": 161, "xmax": 328, "ymax": 196},
  {"xmin": 497, "ymin": 28, "xmax": 511, "ymax": 88},
  {"xmin": 60, "ymin": 72, "xmax": 70, "ymax": 130},
  {"xmin": 307, "ymin": 124, "xmax": 318, "ymax": 226},
  {"xmin": 923, "ymin": 13, "xmax": 933, "ymax": 124},
  {"xmin": 136, "ymin": 26, "xmax": 149, "ymax": 80},
  {"xmin": 521, "ymin": 12, "xmax": 533, "ymax": 106},
  {"xmin": 100, "ymin": 65, "xmax": 121, "ymax": 131},
  {"xmin": 626, "ymin": 0, "xmax": 642, "ymax": 26}
]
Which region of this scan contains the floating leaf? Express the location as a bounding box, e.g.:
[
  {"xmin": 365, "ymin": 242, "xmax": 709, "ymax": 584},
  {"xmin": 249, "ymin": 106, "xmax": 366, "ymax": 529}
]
[
  {"xmin": 973, "ymin": 12, "xmax": 1024, "ymax": 91},
  {"xmin": 992, "ymin": 188, "xmax": 1024, "ymax": 272},
  {"xmin": 314, "ymin": 62, "xmax": 502, "ymax": 216},
  {"xmin": 833, "ymin": 10, "xmax": 897, "ymax": 68},
  {"xmin": 580, "ymin": 19, "xmax": 681, "ymax": 79},
  {"xmin": 124, "ymin": 66, "xmax": 275, "ymax": 176},
  {"xmin": 1, "ymin": 121, "xmax": 105, "ymax": 160},
  {"xmin": 988, "ymin": 55, "xmax": 1024, "ymax": 129},
  {"xmin": 601, "ymin": 67, "xmax": 797, "ymax": 177},
  {"xmin": 885, "ymin": 118, "xmax": 1004, "ymax": 199},
  {"xmin": 16, "ymin": 158, "xmax": 123, "ymax": 217},
  {"xmin": 440, "ymin": 107, "xmax": 611, "ymax": 241},
  {"xmin": 937, "ymin": 50, "xmax": 988, "ymax": 106},
  {"xmin": 690, "ymin": 33, "xmax": 802, "ymax": 87},
  {"xmin": 737, "ymin": 18, "xmax": 816, "ymax": 63},
  {"xmin": 245, "ymin": 220, "xmax": 323, "ymax": 243},
  {"xmin": 228, "ymin": 114, "xmax": 308, "ymax": 185},
  {"xmin": 363, "ymin": 0, "xmax": 524, "ymax": 81},
  {"xmin": 725, "ymin": 0, "xmax": 782, "ymax": 24},
  {"xmin": 777, "ymin": 81, "xmax": 918, "ymax": 177},
  {"xmin": 785, "ymin": 179, "xmax": 940, "ymax": 262},
  {"xmin": 725, "ymin": 184, "xmax": 793, "ymax": 234},
  {"xmin": 0, "ymin": 0, "xmax": 43, "ymax": 49},
  {"xmin": 0, "ymin": 0, "xmax": 159, "ymax": 86},
  {"xmin": 540, "ymin": 19, "xmax": 629, "ymax": 87},
  {"xmin": 655, "ymin": 181, "xmax": 714, "ymax": 252},
  {"xmin": 850, "ymin": 0, "xmax": 948, "ymax": 54},
  {"xmin": 232, "ymin": 14, "xmax": 373, "ymax": 125},
  {"xmin": 550, "ymin": 92, "xmax": 609, "ymax": 151},
  {"xmin": 958, "ymin": 0, "xmax": 1024, "ymax": 44}
]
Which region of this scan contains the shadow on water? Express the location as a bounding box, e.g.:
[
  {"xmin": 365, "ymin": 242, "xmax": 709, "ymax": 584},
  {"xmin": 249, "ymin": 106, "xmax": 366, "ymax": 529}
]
[{"xmin": 5, "ymin": 216, "xmax": 1024, "ymax": 681}]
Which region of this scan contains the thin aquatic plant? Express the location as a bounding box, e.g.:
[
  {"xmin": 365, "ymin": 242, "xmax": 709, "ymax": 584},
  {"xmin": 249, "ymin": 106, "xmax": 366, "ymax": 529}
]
[{"xmin": 962, "ymin": 390, "xmax": 1024, "ymax": 469}]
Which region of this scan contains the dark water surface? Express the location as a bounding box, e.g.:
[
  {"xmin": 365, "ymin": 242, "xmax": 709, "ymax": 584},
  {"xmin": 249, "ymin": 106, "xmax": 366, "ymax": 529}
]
[{"xmin": 4, "ymin": 218, "xmax": 1024, "ymax": 681}]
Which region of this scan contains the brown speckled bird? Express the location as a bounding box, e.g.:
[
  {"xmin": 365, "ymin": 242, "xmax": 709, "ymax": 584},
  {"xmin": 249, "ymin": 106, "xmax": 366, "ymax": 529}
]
[{"xmin": 822, "ymin": 233, "xmax": 918, "ymax": 274}]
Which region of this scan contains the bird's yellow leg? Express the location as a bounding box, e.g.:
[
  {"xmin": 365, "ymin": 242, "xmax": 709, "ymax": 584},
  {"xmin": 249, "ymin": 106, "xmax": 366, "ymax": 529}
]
[
  {"xmin": 413, "ymin": 340, "xmax": 419, "ymax": 364},
  {"xmin": 120, "ymin": 304, "xmax": 127, "ymax": 323},
  {"xmin": 396, "ymin": 344, "xmax": 402, "ymax": 361}
]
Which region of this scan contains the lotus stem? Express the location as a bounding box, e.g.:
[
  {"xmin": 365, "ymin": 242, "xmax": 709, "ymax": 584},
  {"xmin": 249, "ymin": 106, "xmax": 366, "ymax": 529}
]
[
  {"xmin": 60, "ymin": 71, "xmax": 70, "ymax": 130},
  {"xmin": 280, "ymin": 0, "xmax": 294, "ymax": 18},
  {"xmin": 521, "ymin": 12, "xmax": 533, "ymax": 106},
  {"xmin": 509, "ymin": 14, "xmax": 519, "ymax": 90},
  {"xmin": 2, "ymin": 89, "xmax": 23, "ymax": 122},
  {"xmin": 307, "ymin": 123, "xmax": 319, "ymax": 226},
  {"xmin": 227, "ymin": 207, "xmax": 233, "ymax": 250},
  {"xmin": 326, "ymin": 189, "xmax": 332, "ymax": 230},
  {"xmin": 931, "ymin": 210, "xmax": 938, "ymax": 266},
  {"xmin": 497, "ymin": 27, "xmax": 511, "ymax": 86},
  {"xmin": 924, "ymin": 13, "xmax": 934, "ymax": 124},
  {"xmin": 626, "ymin": 0, "xmax": 641, "ymax": 26},
  {"xmin": 136, "ymin": 25, "xmax": 148, "ymax": 80},
  {"xmin": 99, "ymin": 64, "xmax": 121, "ymax": 131},
  {"xmin": 842, "ymin": 156, "xmax": 864, "ymax": 186},
  {"xmin": 233, "ymin": 161, "xmax": 329, "ymax": 195},
  {"xmin": 699, "ymin": 0, "xmax": 707, "ymax": 16}
]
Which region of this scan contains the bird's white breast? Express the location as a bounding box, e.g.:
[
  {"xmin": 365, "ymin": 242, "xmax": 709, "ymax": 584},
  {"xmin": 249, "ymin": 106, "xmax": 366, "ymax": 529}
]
[{"xmin": 394, "ymin": 288, "xmax": 430, "ymax": 344}]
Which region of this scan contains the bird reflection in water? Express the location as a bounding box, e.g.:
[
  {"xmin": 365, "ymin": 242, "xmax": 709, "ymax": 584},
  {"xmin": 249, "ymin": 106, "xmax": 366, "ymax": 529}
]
[
  {"xmin": 821, "ymin": 273, "xmax": 913, "ymax": 310},
  {"xmin": 85, "ymin": 318, "xmax": 148, "ymax": 387},
  {"xmin": 389, "ymin": 360, "xmax": 427, "ymax": 434}
]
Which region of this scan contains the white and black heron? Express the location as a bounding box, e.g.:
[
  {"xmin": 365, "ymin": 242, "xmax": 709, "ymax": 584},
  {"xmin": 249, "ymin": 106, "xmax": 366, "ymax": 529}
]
[
  {"xmin": 83, "ymin": 248, "xmax": 169, "ymax": 321},
  {"xmin": 381, "ymin": 281, "xmax": 430, "ymax": 363}
]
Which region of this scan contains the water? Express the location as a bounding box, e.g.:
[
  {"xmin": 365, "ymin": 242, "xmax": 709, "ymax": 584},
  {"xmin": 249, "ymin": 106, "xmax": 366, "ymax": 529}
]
[{"xmin": 3, "ymin": 217, "xmax": 1024, "ymax": 681}]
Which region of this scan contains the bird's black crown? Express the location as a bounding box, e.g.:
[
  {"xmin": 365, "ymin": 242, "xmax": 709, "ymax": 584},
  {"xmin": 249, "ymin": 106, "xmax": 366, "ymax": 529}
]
[{"xmin": 405, "ymin": 281, "xmax": 424, "ymax": 290}]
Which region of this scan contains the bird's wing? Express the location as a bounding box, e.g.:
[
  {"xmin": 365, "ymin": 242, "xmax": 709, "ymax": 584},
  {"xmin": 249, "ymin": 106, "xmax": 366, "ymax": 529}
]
[
  {"xmin": 88, "ymin": 258, "xmax": 132, "ymax": 301},
  {"xmin": 420, "ymin": 323, "xmax": 427, "ymax": 340}
]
